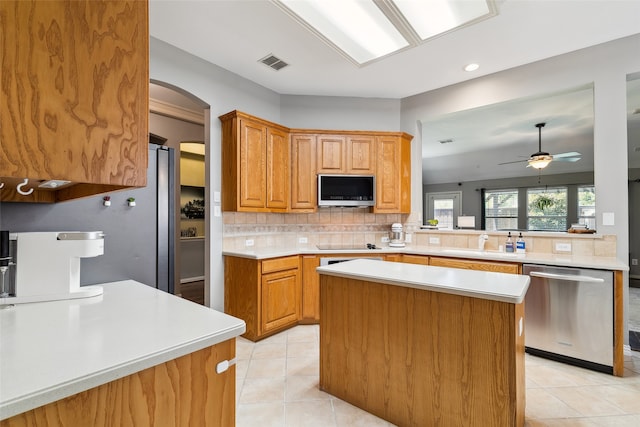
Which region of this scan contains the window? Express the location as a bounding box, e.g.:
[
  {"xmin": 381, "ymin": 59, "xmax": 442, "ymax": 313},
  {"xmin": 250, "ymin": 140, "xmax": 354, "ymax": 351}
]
[
  {"xmin": 426, "ymin": 192, "xmax": 461, "ymax": 229},
  {"xmin": 527, "ymin": 187, "xmax": 568, "ymax": 231},
  {"xmin": 578, "ymin": 186, "xmax": 596, "ymax": 229},
  {"xmin": 484, "ymin": 189, "xmax": 518, "ymax": 230}
]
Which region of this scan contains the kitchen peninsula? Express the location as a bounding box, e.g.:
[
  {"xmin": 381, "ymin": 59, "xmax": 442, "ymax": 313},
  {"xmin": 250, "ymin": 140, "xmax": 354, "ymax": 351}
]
[
  {"xmin": 317, "ymin": 259, "xmax": 530, "ymax": 427},
  {"xmin": 0, "ymin": 281, "xmax": 245, "ymax": 426}
]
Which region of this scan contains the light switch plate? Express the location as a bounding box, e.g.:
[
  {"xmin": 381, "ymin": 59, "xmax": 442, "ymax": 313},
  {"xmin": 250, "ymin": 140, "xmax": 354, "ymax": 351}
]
[
  {"xmin": 213, "ymin": 191, "xmax": 221, "ymax": 203},
  {"xmin": 602, "ymin": 212, "xmax": 614, "ymax": 226}
]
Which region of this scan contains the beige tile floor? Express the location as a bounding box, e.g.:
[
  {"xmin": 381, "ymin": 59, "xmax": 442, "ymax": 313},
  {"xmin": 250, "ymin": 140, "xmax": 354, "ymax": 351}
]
[{"xmin": 235, "ymin": 325, "xmax": 640, "ymax": 427}]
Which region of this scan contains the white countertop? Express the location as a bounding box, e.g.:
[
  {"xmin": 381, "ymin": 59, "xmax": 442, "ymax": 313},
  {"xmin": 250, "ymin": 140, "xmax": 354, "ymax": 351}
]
[
  {"xmin": 0, "ymin": 280, "xmax": 245, "ymax": 421},
  {"xmin": 223, "ymin": 244, "xmax": 628, "ymax": 271},
  {"xmin": 317, "ymin": 259, "xmax": 530, "ymax": 304}
]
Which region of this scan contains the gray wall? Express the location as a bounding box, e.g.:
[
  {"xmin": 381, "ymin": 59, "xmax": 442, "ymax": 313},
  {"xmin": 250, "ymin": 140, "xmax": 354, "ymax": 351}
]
[{"xmin": 0, "ymin": 149, "xmax": 160, "ymax": 287}]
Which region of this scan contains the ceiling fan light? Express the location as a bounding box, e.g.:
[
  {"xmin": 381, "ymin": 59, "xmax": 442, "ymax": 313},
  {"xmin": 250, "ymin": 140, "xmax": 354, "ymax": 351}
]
[{"xmin": 528, "ymin": 155, "xmax": 553, "ymax": 169}]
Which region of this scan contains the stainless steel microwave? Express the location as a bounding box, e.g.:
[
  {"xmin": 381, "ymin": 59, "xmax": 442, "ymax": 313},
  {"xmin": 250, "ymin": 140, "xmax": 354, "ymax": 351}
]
[{"xmin": 317, "ymin": 174, "xmax": 375, "ymax": 207}]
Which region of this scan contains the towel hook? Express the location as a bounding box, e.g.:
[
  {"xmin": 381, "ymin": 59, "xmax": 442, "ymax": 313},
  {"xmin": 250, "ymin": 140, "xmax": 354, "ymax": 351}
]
[{"xmin": 16, "ymin": 178, "xmax": 34, "ymax": 196}]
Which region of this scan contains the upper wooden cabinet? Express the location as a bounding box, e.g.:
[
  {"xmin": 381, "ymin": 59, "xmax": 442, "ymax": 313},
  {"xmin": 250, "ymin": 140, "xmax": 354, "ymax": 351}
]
[
  {"xmin": 374, "ymin": 134, "xmax": 412, "ymax": 213},
  {"xmin": 220, "ymin": 111, "xmax": 290, "ymax": 212},
  {"xmin": 0, "ymin": 0, "xmax": 149, "ymax": 203},
  {"xmin": 316, "ymin": 134, "xmax": 376, "ymax": 174},
  {"xmin": 290, "ymin": 134, "xmax": 317, "ymax": 211}
]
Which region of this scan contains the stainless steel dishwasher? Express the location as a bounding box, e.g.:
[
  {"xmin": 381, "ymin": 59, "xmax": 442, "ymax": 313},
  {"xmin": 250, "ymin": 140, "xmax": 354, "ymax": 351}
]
[{"xmin": 523, "ymin": 264, "xmax": 614, "ymax": 373}]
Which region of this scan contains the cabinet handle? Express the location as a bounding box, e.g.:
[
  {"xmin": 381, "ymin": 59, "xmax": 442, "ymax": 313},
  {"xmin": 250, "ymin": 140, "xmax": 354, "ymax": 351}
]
[{"xmin": 216, "ymin": 358, "xmax": 237, "ymax": 374}]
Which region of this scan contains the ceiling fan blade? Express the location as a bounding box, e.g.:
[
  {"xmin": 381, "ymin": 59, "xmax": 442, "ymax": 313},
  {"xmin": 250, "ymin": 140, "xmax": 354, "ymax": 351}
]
[
  {"xmin": 552, "ymin": 156, "xmax": 581, "ymax": 162},
  {"xmin": 551, "ymin": 151, "xmax": 581, "ymax": 159},
  {"xmin": 498, "ymin": 159, "xmax": 528, "ymax": 165}
]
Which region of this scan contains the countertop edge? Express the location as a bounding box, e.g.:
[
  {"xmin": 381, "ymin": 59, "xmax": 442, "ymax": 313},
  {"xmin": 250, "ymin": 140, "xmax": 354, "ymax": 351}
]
[
  {"xmin": 0, "ymin": 323, "xmax": 245, "ymax": 421},
  {"xmin": 222, "ymin": 247, "xmax": 628, "ymax": 271},
  {"xmin": 317, "ymin": 260, "xmax": 530, "ymax": 304}
]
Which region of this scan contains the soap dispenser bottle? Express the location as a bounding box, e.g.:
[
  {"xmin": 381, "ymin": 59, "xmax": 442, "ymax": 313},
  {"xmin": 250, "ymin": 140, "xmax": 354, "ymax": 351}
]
[
  {"xmin": 516, "ymin": 232, "xmax": 526, "ymax": 254},
  {"xmin": 505, "ymin": 232, "xmax": 514, "ymax": 253}
]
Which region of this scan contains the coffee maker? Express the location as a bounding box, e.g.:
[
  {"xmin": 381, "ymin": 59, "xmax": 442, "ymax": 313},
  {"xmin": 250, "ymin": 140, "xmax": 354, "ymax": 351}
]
[{"xmin": 0, "ymin": 231, "xmax": 105, "ymax": 305}]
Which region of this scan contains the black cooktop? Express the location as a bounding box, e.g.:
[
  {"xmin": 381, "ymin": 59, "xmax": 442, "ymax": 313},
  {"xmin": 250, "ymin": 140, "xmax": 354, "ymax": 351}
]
[{"xmin": 316, "ymin": 243, "xmax": 381, "ymax": 250}]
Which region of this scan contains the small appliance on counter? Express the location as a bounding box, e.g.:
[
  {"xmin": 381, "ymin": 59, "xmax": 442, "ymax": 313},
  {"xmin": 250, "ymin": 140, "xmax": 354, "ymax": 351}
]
[
  {"xmin": 0, "ymin": 231, "xmax": 105, "ymax": 305},
  {"xmin": 389, "ymin": 223, "xmax": 405, "ymax": 248}
]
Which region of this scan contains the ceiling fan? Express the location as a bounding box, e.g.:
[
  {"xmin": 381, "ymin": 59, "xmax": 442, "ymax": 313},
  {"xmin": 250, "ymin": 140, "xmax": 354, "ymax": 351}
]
[{"xmin": 499, "ymin": 123, "xmax": 582, "ymax": 169}]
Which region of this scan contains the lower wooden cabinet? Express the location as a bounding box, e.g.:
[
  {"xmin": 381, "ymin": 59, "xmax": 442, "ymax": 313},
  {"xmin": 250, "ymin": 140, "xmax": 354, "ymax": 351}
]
[
  {"xmin": 300, "ymin": 255, "xmax": 321, "ymax": 323},
  {"xmin": 2, "ymin": 340, "xmax": 237, "ymax": 427},
  {"xmin": 225, "ymin": 255, "xmax": 301, "ymax": 341},
  {"xmin": 429, "ymin": 256, "xmax": 520, "ymax": 274}
]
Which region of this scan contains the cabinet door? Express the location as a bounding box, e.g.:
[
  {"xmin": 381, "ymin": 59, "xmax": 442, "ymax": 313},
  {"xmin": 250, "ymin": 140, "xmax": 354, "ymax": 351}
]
[
  {"xmin": 0, "ymin": 0, "xmax": 148, "ymax": 203},
  {"xmin": 317, "ymin": 135, "xmax": 347, "ymax": 173},
  {"xmin": 239, "ymin": 119, "xmax": 267, "ymax": 209},
  {"xmin": 261, "ymin": 269, "xmax": 300, "ymax": 333},
  {"xmin": 347, "ymin": 136, "xmax": 376, "ymax": 174},
  {"xmin": 301, "ymin": 255, "xmax": 320, "ymax": 322},
  {"xmin": 374, "ymin": 135, "xmax": 411, "ymax": 213},
  {"xmin": 429, "ymin": 257, "xmax": 520, "ymax": 274},
  {"xmin": 291, "ymin": 134, "xmax": 317, "ymax": 211},
  {"xmin": 266, "ymin": 127, "xmax": 290, "ymax": 210}
]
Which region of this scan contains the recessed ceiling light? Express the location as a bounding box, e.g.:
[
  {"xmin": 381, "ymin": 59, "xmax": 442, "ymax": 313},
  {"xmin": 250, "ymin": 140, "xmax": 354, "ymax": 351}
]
[{"xmin": 464, "ymin": 63, "xmax": 479, "ymax": 72}]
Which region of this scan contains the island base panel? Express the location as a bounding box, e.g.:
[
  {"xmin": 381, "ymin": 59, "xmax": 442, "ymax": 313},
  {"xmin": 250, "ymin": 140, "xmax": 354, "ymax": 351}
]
[
  {"xmin": 319, "ymin": 276, "xmax": 524, "ymax": 427},
  {"xmin": 2, "ymin": 340, "xmax": 236, "ymax": 427}
]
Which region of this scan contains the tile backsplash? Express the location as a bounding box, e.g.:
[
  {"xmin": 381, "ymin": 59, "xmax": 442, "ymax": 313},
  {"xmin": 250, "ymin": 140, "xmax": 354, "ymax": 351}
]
[{"xmin": 223, "ymin": 210, "xmax": 617, "ymax": 257}]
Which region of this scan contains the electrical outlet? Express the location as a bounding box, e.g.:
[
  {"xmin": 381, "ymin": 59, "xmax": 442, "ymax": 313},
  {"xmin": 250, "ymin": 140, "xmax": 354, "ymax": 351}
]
[
  {"xmin": 555, "ymin": 242, "xmax": 571, "ymax": 252},
  {"xmin": 632, "ymin": 259, "xmax": 638, "ymax": 266},
  {"xmin": 245, "ymin": 239, "xmax": 254, "ymax": 247},
  {"xmin": 381, "ymin": 236, "xmax": 389, "ymax": 243},
  {"xmin": 298, "ymin": 237, "xmax": 308, "ymax": 244},
  {"xmin": 404, "ymin": 233, "xmax": 412, "ymax": 243},
  {"xmin": 429, "ymin": 237, "xmax": 440, "ymax": 245}
]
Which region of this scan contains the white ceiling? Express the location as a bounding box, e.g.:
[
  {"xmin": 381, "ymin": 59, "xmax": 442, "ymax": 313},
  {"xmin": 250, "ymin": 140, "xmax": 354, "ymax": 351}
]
[
  {"xmin": 149, "ymin": 0, "xmax": 640, "ymax": 183},
  {"xmin": 149, "ymin": 0, "xmax": 640, "ymax": 99}
]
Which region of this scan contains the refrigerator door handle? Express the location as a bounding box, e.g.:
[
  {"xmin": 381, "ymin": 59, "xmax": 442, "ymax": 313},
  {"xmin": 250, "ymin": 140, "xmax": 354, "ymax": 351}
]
[{"xmin": 529, "ymin": 271, "xmax": 605, "ymax": 283}]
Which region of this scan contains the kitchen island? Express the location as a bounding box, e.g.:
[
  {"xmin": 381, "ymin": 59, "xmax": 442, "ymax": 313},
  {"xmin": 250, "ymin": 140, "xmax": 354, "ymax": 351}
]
[
  {"xmin": 0, "ymin": 280, "xmax": 245, "ymax": 426},
  {"xmin": 317, "ymin": 259, "xmax": 530, "ymax": 427}
]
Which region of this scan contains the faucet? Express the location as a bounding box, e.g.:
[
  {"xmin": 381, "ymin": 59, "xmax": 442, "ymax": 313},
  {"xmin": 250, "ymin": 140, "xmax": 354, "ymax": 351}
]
[{"xmin": 478, "ymin": 234, "xmax": 489, "ymax": 251}]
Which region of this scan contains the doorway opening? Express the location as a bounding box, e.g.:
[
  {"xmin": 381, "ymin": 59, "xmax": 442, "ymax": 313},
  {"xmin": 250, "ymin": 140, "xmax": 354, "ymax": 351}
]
[{"xmin": 149, "ymin": 81, "xmax": 209, "ymax": 305}]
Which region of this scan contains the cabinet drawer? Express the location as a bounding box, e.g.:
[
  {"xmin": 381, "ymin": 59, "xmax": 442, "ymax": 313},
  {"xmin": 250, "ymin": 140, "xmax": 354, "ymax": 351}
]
[
  {"xmin": 262, "ymin": 256, "xmax": 300, "ymax": 274},
  {"xmin": 429, "ymin": 257, "xmax": 519, "ymax": 274}
]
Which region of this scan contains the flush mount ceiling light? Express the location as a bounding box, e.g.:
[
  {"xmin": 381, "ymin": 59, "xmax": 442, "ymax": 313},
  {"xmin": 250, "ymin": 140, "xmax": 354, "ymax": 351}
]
[
  {"xmin": 273, "ymin": 0, "xmax": 497, "ymax": 66},
  {"xmin": 464, "ymin": 63, "xmax": 480, "ymax": 72}
]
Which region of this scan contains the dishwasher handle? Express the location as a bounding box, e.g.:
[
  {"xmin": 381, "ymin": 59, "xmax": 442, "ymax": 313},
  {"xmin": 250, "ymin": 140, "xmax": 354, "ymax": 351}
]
[{"xmin": 528, "ymin": 271, "xmax": 605, "ymax": 283}]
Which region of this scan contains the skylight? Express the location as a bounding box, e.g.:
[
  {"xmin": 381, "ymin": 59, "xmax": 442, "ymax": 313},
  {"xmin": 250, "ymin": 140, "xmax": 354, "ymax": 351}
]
[{"xmin": 274, "ymin": 0, "xmax": 496, "ymax": 66}]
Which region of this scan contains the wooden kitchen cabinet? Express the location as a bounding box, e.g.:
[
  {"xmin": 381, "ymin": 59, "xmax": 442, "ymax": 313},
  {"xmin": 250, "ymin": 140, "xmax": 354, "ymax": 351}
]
[
  {"xmin": 290, "ymin": 134, "xmax": 317, "ymax": 211},
  {"xmin": 316, "ymin": 134, "xmax": 376, "ymax": 174},
  {"xmin": 3, "ymin": 340, "xmax": 237, "ymax": 427},
  {"xmin": 401, "ymin": 254, "xmax": 430, "ymax": 265},
  {"xmin": 374, "ymin": 134, "xmax": 412, "ymax": 213},
  {"xmin": 220, "ymin": 111, "xmax": 290, "ymax": 212},
  {"xmin": 300, "ymin": 255, "xmax": 321, "ymax": 323},
  {"xmin": 429, "ymin": 256, "xmax": 520, "ymax": 274},
  {"xmin": 225, "ymin": 255, "xmax": 301, "ymax": 340},
  {"xmin": 0, "ymin": 0, "xmax": 149, "ymax": 203}
]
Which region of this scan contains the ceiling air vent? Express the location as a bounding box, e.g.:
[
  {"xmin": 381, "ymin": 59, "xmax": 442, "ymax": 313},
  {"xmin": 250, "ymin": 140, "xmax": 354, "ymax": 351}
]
[{"xmin": 260, "ymin": 54, "xmax": 289, "ymax": 71}]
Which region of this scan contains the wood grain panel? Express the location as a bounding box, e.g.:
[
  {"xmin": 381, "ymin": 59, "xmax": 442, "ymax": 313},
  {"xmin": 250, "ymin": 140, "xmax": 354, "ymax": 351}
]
[
  {"xmin": 430, "ymin": 256, "xmax": 520, "ymax": 274},
  {"xmin": 224, "ymin": 256, "xmax": 260, "ymax": 341},
  {"xmin": 266, "ymin": 127, "xmax": 289, "ymax": 210},
  {"xmin": 2, "ymin": 340, "xmax": 236, "ymax": 427},
  {"xmin": 401, "ymin": 254, "xmax": 429, "ymax": 265},
  {"xmin": 261, "ymin": 268, "xmax": 300, "ymax": 333},
  {"xmin": 262, "ymin": 255, "xmax": 299, "ymax": 274},
  {"xmin": 300, "ymin": 255, "xmax": 320, "ymax": 323},
  {"xmin": 290, "ymin": 134, "xmax": 317, "ymax": 211},
  {"xmin": 239, "ymin": 119, "xmax": 267, "ymax": 208},
  {"xmin": 374, "ymin": 135, "xmax": 411, "ymax": 213},
  {"xmin": 316, "ymin": 135, "xmax": 346, "ymax": 173},
  {"xmin": 1, "ymin": 0, "xmax": 148, "ymax": 199},
  {"xmin": 346, "ymin": 136, "xmax": 375, "ymax": 174},
  {"xmin": 320, "ymin": 275, "xmax": 524, "ymax": 427}
]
